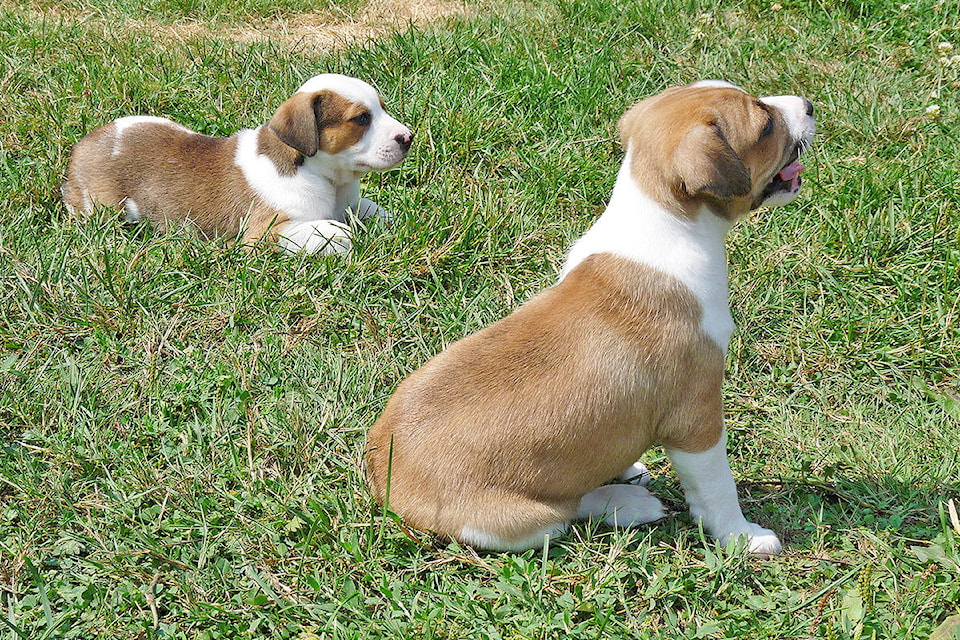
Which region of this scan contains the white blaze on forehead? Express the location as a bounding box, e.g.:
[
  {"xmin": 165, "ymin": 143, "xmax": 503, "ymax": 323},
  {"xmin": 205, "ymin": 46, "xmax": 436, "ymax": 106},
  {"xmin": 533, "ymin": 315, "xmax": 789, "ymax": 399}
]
[
  {"xmin": 759, "ymin": 94, "xmax": 815, "ymax": 144},
  {"xmin": 295, "ymin": 73, "xmax": 383, "ymax": 108},
  {"xmin": 688, "ymin": 79, "xmax": 745, "ymax": 92}
]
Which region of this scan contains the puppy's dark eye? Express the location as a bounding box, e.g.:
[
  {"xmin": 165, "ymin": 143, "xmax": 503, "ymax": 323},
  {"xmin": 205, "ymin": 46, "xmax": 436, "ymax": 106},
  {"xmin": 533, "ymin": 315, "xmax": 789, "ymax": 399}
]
[
  {"xmin": 351, "ymin": 112, "xmax": 372, "ymax": 126},
  {"xmin": 759, "ymin": 116, "xmax": 774, "ymax": 139}
]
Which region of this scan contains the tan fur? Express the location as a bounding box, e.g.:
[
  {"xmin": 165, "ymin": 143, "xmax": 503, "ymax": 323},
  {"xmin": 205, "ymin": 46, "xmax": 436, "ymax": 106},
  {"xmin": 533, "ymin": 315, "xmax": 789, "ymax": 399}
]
[
  {"xmin": 618, "ymin": 85, "xmax": 792, "ymax": 220},
  {"xmin": 366, "ymin": 253, "xmax": 723, "ymax": 544},
  {"xmin": 61, "ymin": 90, "xmax": 370, "ymax": 244},
  {"xmin": 365, "ymin": 83, "xmax": 807, "ymax": 548},
  {"xmin": 62, "ymin": 122, "xmax": 266, "ymax": 239}
]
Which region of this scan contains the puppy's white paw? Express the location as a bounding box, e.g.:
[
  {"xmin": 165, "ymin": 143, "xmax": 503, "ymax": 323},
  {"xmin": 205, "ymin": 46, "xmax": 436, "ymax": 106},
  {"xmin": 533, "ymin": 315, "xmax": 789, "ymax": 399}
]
[
  {"xmin": 279, "ymin": 220, "xmax": 353, "ymax": 256},
  {"xmin": 742, "ymin": 523, "xmax": 782, "ymax": 559},
  {"xmin": 303, "ymin": 223, "xmax": 353, "ymax": 255},
  {"xmin": 617, "ymin": 460, "xmax": 652, "ymax": 486},
  {"xmin": 578, "ymin": 484, "xmax": 667, "ymax": 528},
  {"xmin": 354, "ymin": 198, "xmax": 393, "ymax": 224},
  {"xmin": 305, "ymin": 234, "xmax": 353, "ymax": 256}
]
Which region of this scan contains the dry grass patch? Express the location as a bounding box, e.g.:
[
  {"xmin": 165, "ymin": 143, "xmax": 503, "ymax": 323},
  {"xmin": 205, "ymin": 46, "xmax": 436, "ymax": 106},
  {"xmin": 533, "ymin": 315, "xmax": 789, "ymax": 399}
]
[
  {"xmin": 2, "ymin": 0, "xmax": 470, "ymax": 51},
  {"xmin": 242, "ymin": 0, "xmax": 471, "ymax": 50}
]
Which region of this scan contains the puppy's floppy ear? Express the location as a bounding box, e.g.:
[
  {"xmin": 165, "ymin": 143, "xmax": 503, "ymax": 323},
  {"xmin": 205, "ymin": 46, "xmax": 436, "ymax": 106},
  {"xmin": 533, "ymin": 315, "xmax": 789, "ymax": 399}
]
[
  {"xmin": 268, "ymin": 91, "xmax": 325, "ymax": 157},
  {"xmin": 673, "ymin": 123, "xmax": 751, "ymax": 200},
  {"xmin": 616, "ymin": 98, "xmax": 654, "ymax": 149}
]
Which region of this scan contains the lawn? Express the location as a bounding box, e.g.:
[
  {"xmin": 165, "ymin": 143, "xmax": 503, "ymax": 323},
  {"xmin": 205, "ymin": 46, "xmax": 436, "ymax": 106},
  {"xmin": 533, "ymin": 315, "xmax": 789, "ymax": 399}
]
[{"xmin": 1, "ymin": 0, "xmax": 959, "ymax": 637}]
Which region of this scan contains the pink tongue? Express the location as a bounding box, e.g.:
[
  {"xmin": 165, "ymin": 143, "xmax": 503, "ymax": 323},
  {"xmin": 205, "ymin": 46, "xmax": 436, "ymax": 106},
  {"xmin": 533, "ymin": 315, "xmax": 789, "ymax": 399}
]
[{"xmin": 778, "ymin": 161, "xmax": 805, "ymax": 191}]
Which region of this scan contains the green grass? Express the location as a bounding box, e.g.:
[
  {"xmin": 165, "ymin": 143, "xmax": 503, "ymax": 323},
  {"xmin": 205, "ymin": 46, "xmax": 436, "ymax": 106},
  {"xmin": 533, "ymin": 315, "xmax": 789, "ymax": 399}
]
[{"xmin": 1, "ymin": 0, "xmax": 960, "ymax": 637}]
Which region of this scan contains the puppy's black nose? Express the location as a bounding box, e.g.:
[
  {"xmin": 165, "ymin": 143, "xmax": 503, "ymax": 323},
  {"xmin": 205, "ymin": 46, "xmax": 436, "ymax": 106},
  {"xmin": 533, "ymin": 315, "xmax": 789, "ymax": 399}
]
[
  {"xmin": 395, "ymin": 132, "xmax": 413, "ymax": 152},
  {"xmin": 802, "ymin": 98, "xmax": 814, "ymax": 117}
]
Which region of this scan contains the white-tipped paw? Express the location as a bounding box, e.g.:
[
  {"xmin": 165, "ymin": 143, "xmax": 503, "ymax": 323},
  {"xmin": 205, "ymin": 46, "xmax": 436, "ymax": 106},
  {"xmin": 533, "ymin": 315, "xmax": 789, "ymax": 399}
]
[
  {"xmin": 578, "ymin": 484, "xmax": 667, "ymax": 528},
  {"xmin": 617, "ymin": 460, "xmax": 652, "ymax": 486},
  {"xmin": 279, "ymin": 220, "xmax": 354, "ymax": 256},
  {"xmin": 742, "ymin": 523, "xmax": 782, "ymax": 558}
]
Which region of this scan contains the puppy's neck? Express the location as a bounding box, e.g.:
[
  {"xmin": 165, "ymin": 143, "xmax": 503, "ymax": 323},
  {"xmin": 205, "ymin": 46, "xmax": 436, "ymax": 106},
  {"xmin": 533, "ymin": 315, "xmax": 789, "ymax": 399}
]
[
  {"xmin": 236, "ymin": 126, "xmax": 343, "ymax": 221},
  {"xmin": 300, "ymin": 153, "xmax": 366, "ymax": 187},
  {"xmin": 560, "ymin": 148, "xmax": 735, "ymax": 350}
]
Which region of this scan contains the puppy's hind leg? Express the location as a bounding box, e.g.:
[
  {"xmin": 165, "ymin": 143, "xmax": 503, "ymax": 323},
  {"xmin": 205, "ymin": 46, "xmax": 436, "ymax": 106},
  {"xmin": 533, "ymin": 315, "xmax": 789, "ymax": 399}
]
[
  {"xmin": 458, "ymin": 522, "xmax": 570, "ymax": 552},
  {"xmin": 453, "ymin": 495, "xmax": 575, "ymax": 552},
  {"xmin": 618, "ymin": 460, "xmax": 653, "ymax": 486}
]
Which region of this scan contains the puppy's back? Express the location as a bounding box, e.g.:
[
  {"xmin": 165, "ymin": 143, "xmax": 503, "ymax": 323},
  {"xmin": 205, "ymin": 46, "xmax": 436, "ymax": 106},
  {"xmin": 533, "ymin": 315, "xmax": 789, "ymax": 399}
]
[
  {"xmin": 62, "ymin": 117, "xmax": 251, "ymax": 237},
  {"xmin": 365, "ymin": 253, "xmax": 722, "ymax": 543}
]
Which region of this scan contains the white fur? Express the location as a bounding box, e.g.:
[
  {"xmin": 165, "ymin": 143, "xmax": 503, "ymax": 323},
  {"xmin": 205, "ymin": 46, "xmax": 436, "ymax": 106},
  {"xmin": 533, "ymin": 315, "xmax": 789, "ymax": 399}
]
[
  {"xmin": 760, "ymin": 95, "xmax": 813, "ymax": 147},
  {"xmin": 274, "ymin": 219, "xmax": 353, "ymax": 256},
  {"xmin": 296, "ymin": 74, "xmax": 412, "ymax": 179},
  {"xmin": 232, "ymin": 74, "xmax": 412, "ymax": 255},
  {"xmin": 689, "ymin": 79, "xmax": 743, "ymax": 91},
  {"xmin": 665, "ymin": 431, "xmax": 782, "ymax": 557},
  {"xmin": 555, "ymin": 86, "xmax": 815, "ymax": 558},
  {"xmin": 122, "ymin": 198, "xmax": 140, "ymax": 223},
  {"xmin": 577, "ymin": 484, "xmax": 666, "ymax": 528},
  {"xmin": 459, "ymin": 523, "xmax": 569, "ymax": 552},
  {"xmin": 758, "ymin": 95, "xmax": 816, "ymax": 208},
  {"xmin": 561, "ymin": 150, "xmax": 735, "ymax": 351},
  {"xmin": 235, "ymin": 127, "xmax": 340, "ymax": 221},
  {"xmin": 618, "ymin": 460, "xmax": 652, "ymax": 485}
]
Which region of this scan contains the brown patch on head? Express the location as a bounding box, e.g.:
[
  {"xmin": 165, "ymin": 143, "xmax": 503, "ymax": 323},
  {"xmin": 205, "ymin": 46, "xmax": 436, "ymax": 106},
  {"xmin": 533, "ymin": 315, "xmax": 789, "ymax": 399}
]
[
  {"xmin": 316, "ymin": 93, "xmax": 370, "ymax": 155},
  {"xmin": 266, "ymin": 90, "xmax": 369, "ymax": 158},
  {"xmin": 618, "ymin": 83, "xmax": 794, "ymax": 219}
]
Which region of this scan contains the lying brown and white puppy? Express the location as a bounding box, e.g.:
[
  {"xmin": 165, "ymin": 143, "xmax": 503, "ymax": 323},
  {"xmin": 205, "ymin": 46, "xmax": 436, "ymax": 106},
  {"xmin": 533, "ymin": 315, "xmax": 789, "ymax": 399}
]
[
  {"xmin": 61, "ymin": 74, "xmax": 413, "ymax": 255},
  {"xmin": 366, "ymin": 80, "xmax": 815, "ymax": 556}
]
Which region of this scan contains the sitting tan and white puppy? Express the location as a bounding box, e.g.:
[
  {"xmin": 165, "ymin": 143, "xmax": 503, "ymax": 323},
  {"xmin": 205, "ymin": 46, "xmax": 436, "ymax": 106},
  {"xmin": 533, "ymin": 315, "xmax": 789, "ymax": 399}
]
[
  {"xmin": 62, "ymin": 74, "xmax": 413, "ymax": 255},
  {"xmin": 366, "ymin": 81, "xmax": 815, "ymax": 557}
]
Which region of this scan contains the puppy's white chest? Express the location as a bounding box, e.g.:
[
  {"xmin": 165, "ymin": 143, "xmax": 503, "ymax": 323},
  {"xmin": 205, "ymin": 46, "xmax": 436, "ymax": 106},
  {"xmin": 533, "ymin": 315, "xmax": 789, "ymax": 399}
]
[
  {"xmin": 561, "ymin": 152, "xmax": 736, "ymax": 351},
  {"xmin": 234, "ymin": 128, "xmax": 339, "ymax": 221}
]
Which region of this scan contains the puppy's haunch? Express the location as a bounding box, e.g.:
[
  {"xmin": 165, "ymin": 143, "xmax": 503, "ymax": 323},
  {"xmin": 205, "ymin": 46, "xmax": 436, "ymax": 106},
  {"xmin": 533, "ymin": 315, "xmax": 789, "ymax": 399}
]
[
  {"xmin": 366, "ymin": 81, "xmax": 815, "ymax": 556},
  {"xmin": 62, "ymin": 74, "xmax": 413, "ymax": 255}
]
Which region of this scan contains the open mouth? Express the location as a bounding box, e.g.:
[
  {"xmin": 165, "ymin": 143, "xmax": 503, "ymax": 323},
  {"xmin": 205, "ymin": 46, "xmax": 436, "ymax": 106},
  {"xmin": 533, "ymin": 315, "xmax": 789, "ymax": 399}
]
[{"xmin": 758, "ymin": 144, "xmax": 806, "ymax": 202}]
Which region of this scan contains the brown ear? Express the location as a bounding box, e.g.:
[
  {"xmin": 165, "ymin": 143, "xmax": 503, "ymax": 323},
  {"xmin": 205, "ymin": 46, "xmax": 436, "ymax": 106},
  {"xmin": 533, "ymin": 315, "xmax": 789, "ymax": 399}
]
[
  {"xmin": 616, "ymin": 98, "xmax": 654, "ymax": 148},
  {"xmin": 268, "ymin": 91, "xmax": 323, "ymax": 157},
  {"xmin": 673, "ymin": 124, "xmax": 751, "ymax": 199}
]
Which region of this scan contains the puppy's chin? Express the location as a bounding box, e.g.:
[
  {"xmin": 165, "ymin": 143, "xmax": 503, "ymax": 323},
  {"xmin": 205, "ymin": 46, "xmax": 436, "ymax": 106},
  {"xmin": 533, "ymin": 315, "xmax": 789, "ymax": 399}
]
[
  {"xmin": 752, "ymin": 158, "xmax": 807, "ymax": 210},
  {"xmin": 756, "ymin": 189, "xmax": 801, "ymax": 209},
  {"xmin": 374, "ymin": 143, "xmax": 413, "ymax": 170}
]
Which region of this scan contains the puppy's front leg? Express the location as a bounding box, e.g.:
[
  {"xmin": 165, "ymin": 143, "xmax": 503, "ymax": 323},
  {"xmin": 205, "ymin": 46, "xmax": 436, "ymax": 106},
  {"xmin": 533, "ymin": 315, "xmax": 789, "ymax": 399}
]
[
  {"xmin": 665, "ymin": 429, "xmax": 782, "ymax": 558},
  {"xmin": 352, "ymin": 198, "xmax": 392, "ymax": 224},
  {"xmin": 341, "ymin": 180, "xmax": 392, "ymax": 224}
]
